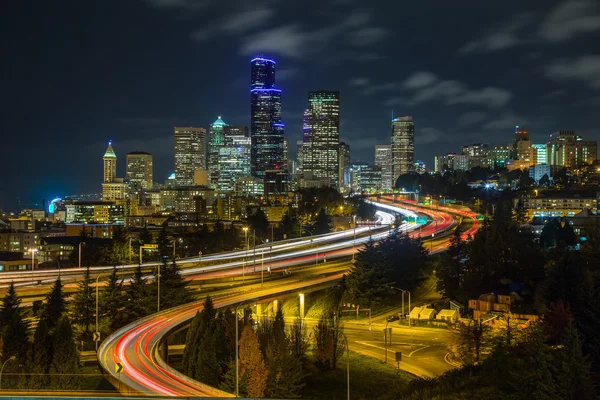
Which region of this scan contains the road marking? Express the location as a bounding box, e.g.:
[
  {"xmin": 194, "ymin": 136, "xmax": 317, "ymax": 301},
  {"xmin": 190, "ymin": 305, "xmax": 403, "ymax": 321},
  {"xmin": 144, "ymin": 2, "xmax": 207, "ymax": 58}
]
[
  {"xmin": 444, "ymin": 352, "xmax": 462, "ymax": 368},
  {"xmin": 408, "ymin": 345, "xmax": 429, "ymax": 357}
]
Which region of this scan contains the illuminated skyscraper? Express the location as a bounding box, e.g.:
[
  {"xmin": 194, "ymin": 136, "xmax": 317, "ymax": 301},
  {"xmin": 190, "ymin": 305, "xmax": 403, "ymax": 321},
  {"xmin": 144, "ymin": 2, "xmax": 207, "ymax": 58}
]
[
  {"xmin": 339, "ymin": 142, "xmax": 351, "ymax": 190},
  {"xmin": 218, "ymin": 135, "xmax": 251, "ymax": 192},
  {"xmin": 126, "ymin": 152, "xmax": 153, "ymax": 189},
  {"xmin": 306, "ymin": 90, "xmax": 340, "ymax": 188},
  {"xmin": 208, "ymin": 116, "xmax": 228, "ymax": 188},
  {"xmin": 374, "ymin": 144, "xmax": 392, "ymax": 190},
  {"xmin": 103, "ymin": 141, "xmax": 117, "ymax": 183},
  {"xmin": 532, "ymin": 144, "xmax": 548, "ymax": 165},
  {"xmin": 250, "ymin": 57, "xmax": 285, "ymax": 178},
  {"xmin": 174, "ymin": 126, "xmax": 206, "ymax": 186},
  {"xmin": 391, "ymin": 116, "xmax": 414, "ymax": 184}
]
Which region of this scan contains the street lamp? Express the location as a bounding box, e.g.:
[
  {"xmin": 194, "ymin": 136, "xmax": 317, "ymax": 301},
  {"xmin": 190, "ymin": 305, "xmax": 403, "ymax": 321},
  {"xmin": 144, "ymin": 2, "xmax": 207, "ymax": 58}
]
[
  {"xmin": 0, "ymin": 356, "xmax": 15, "ymax": 390},
  {"xmin": 242, "ymin": 227, "xmax": 249, "ymax": 282},
  {"xmin": 78, "ymin": 242, "xmax": 85, "ymax": 269},
  {"xmin": 352, "ymin": 215, "xmax": 357, "ymax": 262},
  {"xmin": 391, "ymin": 287, "xmax": 411, "ymax": 327},
  {"xmin": 29, "ymin": 248, "xmax": 38, "ymax": 272}
]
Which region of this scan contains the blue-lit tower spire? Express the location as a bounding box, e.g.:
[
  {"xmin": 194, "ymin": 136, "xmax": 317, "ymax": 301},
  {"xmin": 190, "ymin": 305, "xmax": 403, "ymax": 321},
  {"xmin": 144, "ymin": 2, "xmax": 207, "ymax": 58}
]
[{"xmin": 250, "ymin": 57, "xmax": 285, "ymax": 178}]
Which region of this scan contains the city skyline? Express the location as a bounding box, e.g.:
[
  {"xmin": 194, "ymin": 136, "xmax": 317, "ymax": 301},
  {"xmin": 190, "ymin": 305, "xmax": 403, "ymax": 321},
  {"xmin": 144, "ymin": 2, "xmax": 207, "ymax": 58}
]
[{"xmin": 3, "ymin": 0, "xmax": 600, "ymax": 210}]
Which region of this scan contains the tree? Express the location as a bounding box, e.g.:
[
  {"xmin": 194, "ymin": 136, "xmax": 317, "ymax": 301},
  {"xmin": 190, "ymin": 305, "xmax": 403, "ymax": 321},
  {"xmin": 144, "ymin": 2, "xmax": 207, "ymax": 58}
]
[
  {"xmin": 453, "ymin": 319, "xmax": 493, "ymax": 365},
  {"xmin": 41, "ymin": 278, "xmax": 66, "ymax": 330},
  {"xmin": 1, "ymin": 310, "xmax": 29, "ymax": 364},
  {"xmin": 160, "ymin": 259, "xmax": 195, "ymax": 309},
  {"xmin": 26, "ymin": 319, "xmax": 51, "ymax": 389},
  {"xmin": 183, "ymin": 296, "xmax": 219, "ymax": 385},
  {"xmin": 238, "ymin": 324, "xmax": 268, "ymax": 398},
  {"xmin": 437, "ymin": 228, "xmax": 468, "ymax": 301},
  {"xmin": 280, "ymin": 210, "xmax": 301, "ymax": 240},
  {"xmin": 555, "ymin": 319, "xmax": 595, "ymax": 400},
  {"xmin": 139, "ymin": 227, "xmax": 152, "ymax": 245},
  {"xmin": 100, "ymin": 266, "xmax": 126, "ymax": 331},
  {"xmin": 157, "ymin": 227, "xmax": 171, "ymax": 260},
  {"xmin": 248, "ymin": 209, "xmax": 269, "ymax": 239},
  {"xmin": 49, "ymin": 316, "xmax": 80, "ymax": 390},
  {"xmin": 71, "ymin": 265, "xmax": 94, "ymax": 335},
  {"xmin": 289, "ymin": 318, "xmax": 309, "ymax": 364},
  {"xmin": 0, "ymin": 282, "xmax": 21, "ymax": 330},
  {"xmin": 312, "ymin": 208, "xmax": 332, "ymax": 235},
  {"xmin": 313, "ymin": 316, "xmax": 344, "ymax": 371},
  {"xmin": 125, "ymin": 265, "xmax": 151, "ymax": 323}
]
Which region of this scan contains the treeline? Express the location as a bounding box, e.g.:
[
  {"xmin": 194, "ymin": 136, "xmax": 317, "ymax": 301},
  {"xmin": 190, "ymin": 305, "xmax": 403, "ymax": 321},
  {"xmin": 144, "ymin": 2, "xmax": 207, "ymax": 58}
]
[
  {"xmin": 0, "ymin": 280, "xmax": 79, "ymax": 390},
  {"xmin": 344, "ymin": 229, "xmax": 429, "ymax": 308},
  {"xmin": 182, "ymin": 296, "xmax": 345, "ymax": 398},
  {"xmin": 72, "ymin": 258, "xmax": 195, "ymax": 342}
]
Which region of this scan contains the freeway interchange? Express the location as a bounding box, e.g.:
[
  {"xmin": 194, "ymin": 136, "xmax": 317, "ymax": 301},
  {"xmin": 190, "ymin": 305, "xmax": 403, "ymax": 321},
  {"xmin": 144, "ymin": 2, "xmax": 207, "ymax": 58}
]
[{"xmin": 93, "ymin": 198, "xmax": 478, "ymax": 397}]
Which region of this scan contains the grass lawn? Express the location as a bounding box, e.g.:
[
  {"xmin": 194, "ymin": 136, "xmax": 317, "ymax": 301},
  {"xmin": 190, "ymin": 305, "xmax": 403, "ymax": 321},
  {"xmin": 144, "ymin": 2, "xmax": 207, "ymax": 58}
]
[{"xmin": 303, "ymin": 350, "xmax": 415, "ymax": 400}]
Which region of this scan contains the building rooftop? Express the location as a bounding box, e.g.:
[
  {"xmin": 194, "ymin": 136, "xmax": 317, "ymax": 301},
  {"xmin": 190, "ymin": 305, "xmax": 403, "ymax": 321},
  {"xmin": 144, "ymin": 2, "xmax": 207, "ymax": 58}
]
[
  {"xmin": 127, "ymin": 151, "xmax": 151, "ymax": 155},
  {"xmin": 103, "ymin": 141, "xmax": 117, "ymax": 158},
  {"xmin": 211, "ymin": 116, "xmax": 228, "ymax": 127}
]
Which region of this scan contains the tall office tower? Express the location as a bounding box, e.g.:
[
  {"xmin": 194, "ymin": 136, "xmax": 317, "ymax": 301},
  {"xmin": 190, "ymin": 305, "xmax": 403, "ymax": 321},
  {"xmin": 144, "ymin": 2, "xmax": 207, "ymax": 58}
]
[
  {"xmin": 532, "ymin": 144, "xmax": 548, "ymax": 165},
  {"xmin": 174, "ymin": 126, "xmax": 206, "ymax": 186},
  {"xmin": 126, "ymin": 152, "xmax": 153, "ymax": 189},
  {"xmin": 374, "ymin": 144, "xmax": 393, "ymax": 190},
  {"xmin": 548, "ymin": 131, "xmax": 597, "ymax": 168},
  {"xmin": 391, "ymin": 116, "xmax": 415, "ymax": 185},
  {"xmin": 224, "ymin": 125, "xmax": 249, "ymax": 140},
  {"xmin": 299, "ymin": 109, "xmax": 311, "ymax": 175},
  {"xmin": 283, "ymin": 139, "xmax": 292, "ymax": 172},
  {"xmin": 296, "ymin": 140, "xmax": 305, "ymax": 173},
  {"xmin": 339, "ymin": 142, "xmax": 351, "ymax": 190},
  {"xmin": 218, "ymin": 135, "xmax": 251, "ymax": 192},
  {"xmin": 512, "ymin": 125, "xmax": 532, "ymax": 164},
  {"xmin": 305, "ymin": 90, "xmax": 340, "ymax": 188},
  {"xmin": 208, "ymin": 116, "xmax": 228, "ymax": 187},
  {"xmin": 250, "ymin": 57, "xmax": 285, "ymax": 178},
  {"xmin": 103, "ymin": 141, "xmax": 117, "ymax": 183}
]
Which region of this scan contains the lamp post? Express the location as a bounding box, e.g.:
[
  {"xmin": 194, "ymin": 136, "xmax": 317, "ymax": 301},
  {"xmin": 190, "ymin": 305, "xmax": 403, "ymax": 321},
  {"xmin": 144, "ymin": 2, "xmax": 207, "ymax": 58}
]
[
  {"xmin": 242, "ymin": 227, "xmax": 249, "ymax": 282},
  {"xmin": 30, "ymin": 248, "xmax": 38, "ymax": 272},
  {"xmin": 0, "ymin": 356, "xmax": 16, "ymax": 391},
  {"xmin": 352, "ymin": 215, "xmax": 356, "ymax": 262},
  {"xmin": 392, "ymin": 287, "xmax": 411, "ymax": 327},
  {"xmin": 78, "ymin": 242, "xmax": 85, "ymax": 269}
]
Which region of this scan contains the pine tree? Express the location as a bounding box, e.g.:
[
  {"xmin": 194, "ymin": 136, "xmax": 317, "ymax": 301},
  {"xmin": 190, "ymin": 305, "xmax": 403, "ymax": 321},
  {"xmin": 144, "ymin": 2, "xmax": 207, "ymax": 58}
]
[
  {"xmin": 0, "ymin": 282, "xmax": 21, "ymax": 330},
  {"xmin": 124, "ymin": 265, "xmax": 151, "ymax": 323},
  {"xmin": 215, "ymin": 310, "xmax": 235, "ymax": 378},
  {"xmin": 157, "ymin": 228, "xmax": 171, "ymax": 260},
  {"xmin": 1, "ymin": 312, "xmax": 29, "ymax": 362},
  {"xmin": 71, "ymin": 265, "xmax": 94, "ymax": 334},
  {"xmin": 26, "ymin": 319, "xmax": 51, "ymax": 389},
  {"xmin": 161, "ymin": 259, "xmax": 194, "ymax": 309},
  {"xmin": 437, "ymin": 227, "xmax": 468, "ymax": 301},
  {"xmin": 313, "ymin": 208, "xmax": 332, "ymax": 235},
  {"xmin": 100, "ymin": 266, "xmax": 126, "ymax": 331},
  {"xmin": 555, "ymin": 320, "xmax": 595, "ymax": 400},
  {"xmin": 238, "ymin": 324, "xmax": 268, "ymax": 398},
  {"xmin": 49, "ymin": 316, "xmax": 80, "ymax": 390},
  {"xmin": 182, "ymin": 311, "xmax": 201, "ymax": 376},
  {"xmin": 41, "ymin": 278, "xmax": 65, "ymax": 330}
]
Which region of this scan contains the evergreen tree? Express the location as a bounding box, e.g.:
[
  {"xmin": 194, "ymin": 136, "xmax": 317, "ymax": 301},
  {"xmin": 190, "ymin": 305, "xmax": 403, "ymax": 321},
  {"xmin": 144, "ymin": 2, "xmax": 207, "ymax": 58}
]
[
  {"xmin": 26, "ymin": 319, "xmax": 51, "ymax": 389},
  {"xmin": 191, "ymin": 296, "xmax": 220, "ymax": 384},
  {"xmin": 157, "ymin": 227, "xmax": 171, "ymax": 260},
  {"xmin": 238, "ymin": 324, "xmax": 268, "ymax": 398},
  {"xmin": 100, "ymin": 266, "xmax": 126, "ymax": 331},
  {"xmin": 49, "ymin": 316, "xmax": 80, "ymax": 390},
  {"xmin": 0, "ymin": 282, "xmax": 21, "ymax": 330},
  {"xmin": 312, "ymin": 208, "xmax": 332, "ymax": 235},
  {"xmin": 125, "ymin": 265, "xmax": 151, "ymax": 323},
  {"xmin": 139, "ymin": 227, "xmax": 152, "ymax": 244},
  {"xmin": 182, "ymin": 311, "xmax": 201, "ymax": 376},
  {"xmin": 555, "ymin": 319, "xmax": 595, "ymax": 400},
  {"xmin": 248, "ymin": 209, "xmax": 269, "ymax": 239},
  {"xmin": 437, "ymin": 227, "xmax": 468, "ymax": 301},
  {"xmin": 215, "ymin": 308, "xmax": 236, "ymax": 379},
  {"xmin": 41, "ymin": 278, "xmax": 65, "ymax": 330},
  {"xmin": 279, "ymin": 211, "xmax": 301, "ymax": 239},
  {"xmin": 161, "ymin": 259, "xmax": 195, "ymax": 309},
  {"xmin": 71, "ymin": 265, "xmax": 95, "ymax": 334}
]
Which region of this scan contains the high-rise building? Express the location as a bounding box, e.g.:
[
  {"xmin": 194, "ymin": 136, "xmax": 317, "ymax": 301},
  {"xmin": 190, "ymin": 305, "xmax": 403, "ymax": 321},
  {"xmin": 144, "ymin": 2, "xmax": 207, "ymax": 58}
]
[
  {"xmin": 547, "ymin": 131, "xmax": 597, "ymax": 168},
  {"xmin": 374, "ymin": 145, "xmax": 393, "ymax": 189},
  {"xmin": 250, "ymin": 57, "xmax": 285, "ymax": 178},
  {"xmin": 126, "ymin": 152, "xmax": 153, "ymax": 190},
  {"xmin": 103, "ymin": 141, "xmax": 117, "ymax": 183},
  {"xmin": 305, "ymin": 90, "xmax": 340, "ymax": 188},
  {"xmin": 264, "ymin": 169, "xmax": 290, "ymax": 200},
  {"xmin": 532, "ymin": 144, "xmax": 548, "ymax": 165},
  {"xmin": 339, "ymin": 142, "xmax": 351, "ymax": 191},
  {"xmin": 208, "ymin": 117, "xmax": 228, "ymax": 187},
  {"xmin": 357, "ymin": 165, "xmax": 382, "ymax": 191},
  {"xmin": 491, "ymin": 146, "xmax": 511, "ymax": 169},
  {"xmin": 218, "ymin": 135, "xmax": 251, "ymax": 192},
  {"xmin": 174, "ymin": 126, "xmax": 207, "ymax": 186},
  {"xmin": 391, "ymin": 116, "xmax": 415, "ymax": 184},
  {"xmin": 434, "ymin": 152, "xmax": 456, "ymax": 173},
  {"xmin": 512, "ymin": 125, "xmax": 532, "ymax": 166},
  {"xmin": 296, "ymin": 140, "xmax": 305, "ymax": 173}
]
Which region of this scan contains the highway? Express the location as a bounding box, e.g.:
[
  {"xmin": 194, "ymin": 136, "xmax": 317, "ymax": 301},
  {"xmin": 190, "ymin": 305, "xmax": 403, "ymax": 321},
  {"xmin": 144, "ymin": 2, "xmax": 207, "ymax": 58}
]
[{"xmin": 97, "ymin": 200, "xmax": 472, "ymax": 396}]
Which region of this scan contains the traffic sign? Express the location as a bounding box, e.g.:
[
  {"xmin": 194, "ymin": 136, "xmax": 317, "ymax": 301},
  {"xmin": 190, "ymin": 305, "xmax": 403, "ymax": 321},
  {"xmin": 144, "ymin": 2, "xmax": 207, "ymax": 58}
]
[
  {"xmin": 115, "ymin": 362, "xmax": 123, "ymax": 374},
  {"xmin": 93, "ymin": 331, "xmax": 101, "ymax": 342}
]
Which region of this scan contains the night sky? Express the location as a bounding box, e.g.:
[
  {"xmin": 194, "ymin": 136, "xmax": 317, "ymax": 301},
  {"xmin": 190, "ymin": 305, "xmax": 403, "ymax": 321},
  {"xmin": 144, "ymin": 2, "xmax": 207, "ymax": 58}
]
[{"xmin": 2, "ymin": 0, "xmax": 600, "ymax": 211}]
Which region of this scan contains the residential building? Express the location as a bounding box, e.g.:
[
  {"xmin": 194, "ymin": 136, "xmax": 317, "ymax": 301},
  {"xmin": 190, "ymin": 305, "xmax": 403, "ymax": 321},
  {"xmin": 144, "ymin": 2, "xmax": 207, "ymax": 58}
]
[
  {"xmin": 454, "ymin": 155, "xmax": 469, "ymax": 171},
  {"xmin": 0, "ymin": 232, "xmax": 40, "ymax": 253},
  {"xmin": 375, "ymin": 144, "xmax": 393, "ymax": 189},
  {"xmin": 529, "ymin": 164, "xmax": 552, "ymax": 184},
  {"xmin": 126, "ymin": 152, "xmax": 153, "ymax": 189},
  {"xmin": 391, "ymin": 116, "xmax": 415, "ymax": 183},
  {"xmin": 305, "ymin": 90, "xmax": 340, "ymax": 189},
  {"xmin": 65, "ymin": 201, "xmax": 125, "ymax": 224},
  {"xmin": 516, "ymin": 196, "xmax": 597, "ymax": 218},
  {"xmin": 174, "ymin": 126, "xmax": 207, "ymax": 186},
  {"xmin": 462, "ymin": 143, "xmax": 490, "ymax": 169},
  {"xmin": 491, "ymin": 146, "xmax": 511, "ymax": 169},
  {"xmin": 434, "ymin": 152, "xmax": 456, "ymax": 173},
  {"xmin": 547, "ymin": 130, "xmax": 597, "ymax": 168},
  {"xmin": 250, "ymin": 57, "xmax": 285, "ymax": 178}
]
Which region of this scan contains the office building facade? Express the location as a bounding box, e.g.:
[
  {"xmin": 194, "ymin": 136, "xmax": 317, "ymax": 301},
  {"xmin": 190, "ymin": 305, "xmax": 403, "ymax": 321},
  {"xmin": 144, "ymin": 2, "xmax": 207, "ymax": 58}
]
[
  {"xmin": 250, "ymin": 57, "xmax": 285, "ymax": 178},
  {"xmin": 218, "ymin": 136, "xmax": 251, "ymax": 192},
  {"xmin": 547, "ymin": 131, "xmax": 597, "ymax": 168},
  {"xmin": 532, "ymin": 144, "xmax": 548, "ymax": 165},
  {"xmin": 391, "ymin": 116, "xmax": 415, "ymax": 184},
  {"xmin": 339, "ymin": 141, "xmax": 351, "ymax": 191},
  {"xmin": 207, "ymin": 116, "xmax": 228, "ymax": 187},
  {"xmin": 126, "ymin": 152, "xmax": 153, "ymax": 189},
  {"xmin": 174, "ymin": 126, "xmax": 207, "ymax": 186},
  {"xmin": 374, "ymin": 144, "xmax": 393, "ymax": 189}
]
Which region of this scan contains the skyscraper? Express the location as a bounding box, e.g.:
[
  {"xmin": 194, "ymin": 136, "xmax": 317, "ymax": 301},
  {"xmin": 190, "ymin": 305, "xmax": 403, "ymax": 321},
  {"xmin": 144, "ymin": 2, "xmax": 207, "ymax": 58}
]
[
  {"xmin": 391, "ymin": 116, "xmax": 415, "ymax": 185},
  {"xmin": 532, "ymin": 144, "xmax": 548, "ymax": 165},
  {"xmin": 126, "ymin": 152, "xmax": 153, "ymax": 189},
  {"xmin": 174, "ymin": 126, "xmax": 206, "ymax": 186},
  {"xmin": 218, "ymin": 135, "xmax": 251, "ymax": 192},
  {"xmin": 512, "ymin": 125, "xmax": 532, "ymax": 166},
  {"xmin": 339, "ymin": 142, "xmax": 351, "ymax": 191},
  {"xmin": 103, "ymin": 141, "xmax": 117, "ymax": 183},
  {"xmin": 306, "ymin": 90, "xmax": 340, "ymax": 188},
  {"xmin": 250, "ymin": 57, "xmax": 285, "ymax": 178},
  {"xmin": 374, "ymin": 144, "xmax": 392, "ymax": 190},
  {"xmin": 208, "ymin": 116, "xmax": 228, "ymax": 188}
]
